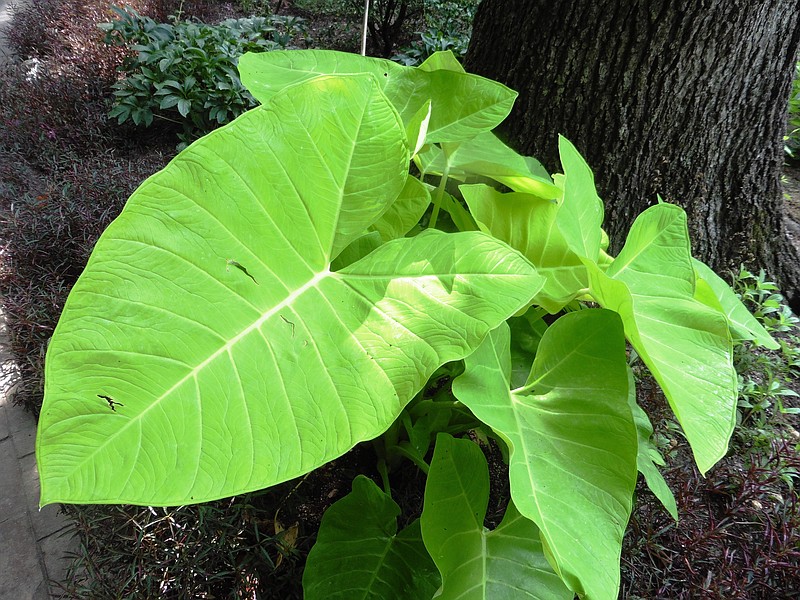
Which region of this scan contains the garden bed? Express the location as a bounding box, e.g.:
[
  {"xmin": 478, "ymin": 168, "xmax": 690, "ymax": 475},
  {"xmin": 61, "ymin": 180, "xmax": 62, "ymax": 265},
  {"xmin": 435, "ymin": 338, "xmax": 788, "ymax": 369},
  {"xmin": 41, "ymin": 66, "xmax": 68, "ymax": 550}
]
[{"xmin": 1, "ymin": 1, "xmax": 799, "ymax": 598}]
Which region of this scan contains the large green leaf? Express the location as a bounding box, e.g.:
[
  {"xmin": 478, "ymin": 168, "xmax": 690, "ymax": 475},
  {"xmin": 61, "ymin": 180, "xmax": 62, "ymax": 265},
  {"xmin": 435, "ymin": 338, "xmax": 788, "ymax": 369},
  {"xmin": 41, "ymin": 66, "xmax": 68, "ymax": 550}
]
[
  {"xmin": 461, "ymin": 184, "xmax": 588, "ymax": 313},
  {"xmin": 415, "ymin": 131, "xmax": 560, "ymax": 199},
  {"xmin": 238, "ymin": 50, "xmax": 404, "ymax": 103},
  {"xmin": 585, "ymin": 204, "xmax": 737, "ymax": 474},
  {"xmin": 303, "ymin": 475, "xmax": 440, "ymax": 600},
  {"xmin": 37, "ymin": 75, "xmax": 544, "ymax": 506},
  {"xmin": 421, "ymin": 434, "xmax": 572, "ymax": 600},
  {"xmin": 452, "ymin": 311, "xmax": 637, "ymax": 600},
  {"xmin": 238, "ymin": 50, "xmax": 517, "ymax": 144},
  {"xmin": 418, "ymin": 50, "xmax": 466, "ymax": 73},
  {"xmin": 555, "ymin": 136, "xmax": 604, "ymax": 262},
  {"xmin": 692, "ymin": 258, "xmax": 778, "ymax": 349}
]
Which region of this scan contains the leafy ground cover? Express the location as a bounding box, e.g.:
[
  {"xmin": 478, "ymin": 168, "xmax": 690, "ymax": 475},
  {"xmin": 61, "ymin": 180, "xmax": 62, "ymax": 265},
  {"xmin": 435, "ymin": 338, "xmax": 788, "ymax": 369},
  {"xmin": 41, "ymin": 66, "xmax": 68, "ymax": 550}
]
[
  {"xmin": 1, "ymin": 1, "xmax": 799, "ymax": 598},
  {"xmin": 785, "ymin": 62, "xmax": 800, "ymax": 160},
  {"xmin": 620, "ymin": 268, "xmax": 800, "ymax": 599}
]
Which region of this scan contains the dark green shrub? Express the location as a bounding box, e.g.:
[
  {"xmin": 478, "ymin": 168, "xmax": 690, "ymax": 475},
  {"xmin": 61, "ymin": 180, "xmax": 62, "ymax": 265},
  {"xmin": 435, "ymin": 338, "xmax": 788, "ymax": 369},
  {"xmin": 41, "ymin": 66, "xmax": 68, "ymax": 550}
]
[
  {"xmin": 392, "ymin": 0, "xmax": 478, "ymax": 66},
  {"xmin": 786, "ymin": 62, "xmax": 800, "ymax": 160},
  {"xmin": 362, "ymin": 0, "xmax": 423, "ymax": 57},
  {"xmin": 783, "ymin": 62, "xmax": 800, "ymax": 160},
  {"xmin": 236, "ymin": 0, "xmax": 273, "ymax": 18},
  {"xmin": 730, "ymin": 268, "xmax": 800, "ymax": 442},
  {"xmin": 293, "ymin": 0, "xmax": 423, "ymax": 57},
  {"xmin": 101, "ymin": 7, "xmax": 308, "ymax": 146}
]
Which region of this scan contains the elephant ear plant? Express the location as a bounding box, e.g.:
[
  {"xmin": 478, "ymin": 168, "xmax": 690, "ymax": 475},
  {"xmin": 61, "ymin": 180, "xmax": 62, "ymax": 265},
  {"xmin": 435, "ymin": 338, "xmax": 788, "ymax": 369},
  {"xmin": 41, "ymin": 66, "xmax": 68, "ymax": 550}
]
[{"xmin": 36, "ymin": 50, "xmax": 777, "ymax": 600}]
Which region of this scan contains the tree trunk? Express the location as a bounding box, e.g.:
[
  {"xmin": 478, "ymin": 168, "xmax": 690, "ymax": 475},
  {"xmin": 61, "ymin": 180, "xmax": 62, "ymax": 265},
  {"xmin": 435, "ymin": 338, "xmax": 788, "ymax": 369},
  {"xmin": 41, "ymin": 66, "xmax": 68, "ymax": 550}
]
[{"xmin": 466, "ymin": 0, "xmax": 800, "ymax": 309}]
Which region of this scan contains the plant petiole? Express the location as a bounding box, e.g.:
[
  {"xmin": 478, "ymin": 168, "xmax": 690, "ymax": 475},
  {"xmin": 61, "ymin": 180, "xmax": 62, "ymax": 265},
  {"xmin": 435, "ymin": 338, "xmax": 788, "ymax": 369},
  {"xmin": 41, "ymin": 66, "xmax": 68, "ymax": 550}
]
[
  {"xmin": 428, "ymin": 147, "xmax": 451, "ymax": 230},
  {"xmin": 387, "ymin": 444, "xmax": 430, "ymax": 474}
]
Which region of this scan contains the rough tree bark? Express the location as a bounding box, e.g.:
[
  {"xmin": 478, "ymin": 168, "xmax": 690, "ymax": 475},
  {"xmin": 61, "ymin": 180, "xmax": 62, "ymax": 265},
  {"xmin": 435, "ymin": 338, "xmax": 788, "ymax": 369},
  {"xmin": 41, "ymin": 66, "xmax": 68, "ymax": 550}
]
[{"xmin": 465, "ymin": 0, "xmax": 800, "ymax": 309}]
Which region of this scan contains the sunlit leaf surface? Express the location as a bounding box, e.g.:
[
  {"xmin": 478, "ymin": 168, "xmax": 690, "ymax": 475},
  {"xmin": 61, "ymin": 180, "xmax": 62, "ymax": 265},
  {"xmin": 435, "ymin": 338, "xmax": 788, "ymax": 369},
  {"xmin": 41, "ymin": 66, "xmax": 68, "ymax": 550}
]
[{"xmin": 37, "ymin": 75, "xmax": 542, "ymax": 506}]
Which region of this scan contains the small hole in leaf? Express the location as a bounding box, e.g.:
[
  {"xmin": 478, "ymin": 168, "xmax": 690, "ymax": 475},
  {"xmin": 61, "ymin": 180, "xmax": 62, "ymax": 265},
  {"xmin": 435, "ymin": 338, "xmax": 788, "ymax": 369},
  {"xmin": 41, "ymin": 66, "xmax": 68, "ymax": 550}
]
[{"xmin": 97, "ymin": 394, "xmax": 123, "ymax": 412}]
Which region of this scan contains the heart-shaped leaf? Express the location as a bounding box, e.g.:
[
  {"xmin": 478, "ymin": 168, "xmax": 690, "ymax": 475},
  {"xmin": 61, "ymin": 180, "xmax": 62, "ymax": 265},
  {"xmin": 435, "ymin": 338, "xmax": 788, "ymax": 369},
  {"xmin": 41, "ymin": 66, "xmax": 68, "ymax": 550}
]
[
  {"xmin": 452, "ymin": 311, "xmax": 637, "ymax": 600},
  {"xmin": 421, "ymin": 434, "xmax": 572, "ymax": 600},
  {"xmin": 585, "ymin": 204, "xmax": 737, "ymax": 474},
  {"xmin": 692, "ymin": 258, "xmax": 777, "ymax": 348},
  {"xmin": 37, "ymin": 75, "xmax": 543, "ymax": 506},
  {"xmin": 462, "ymin": 184, "xmax": 588, "ymax": 313},
  {"xmin": 303, "ymin": 475, "xmax": 440, "ymax": 600},
  {"xmin": 238, "ymin": 50, "xmax": 517, "ymax": 144},
  {"xmin": 555, "ymin": 136, "xmax": 604, "ymax": 262}
]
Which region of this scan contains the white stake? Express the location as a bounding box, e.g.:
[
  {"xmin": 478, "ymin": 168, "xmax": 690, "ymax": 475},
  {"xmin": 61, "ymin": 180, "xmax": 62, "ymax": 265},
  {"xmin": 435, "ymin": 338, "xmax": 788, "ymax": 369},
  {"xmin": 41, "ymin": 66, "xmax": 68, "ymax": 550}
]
[{"xmin": 361, "ymin": 0, "xmax": 370, "ymax": 56}]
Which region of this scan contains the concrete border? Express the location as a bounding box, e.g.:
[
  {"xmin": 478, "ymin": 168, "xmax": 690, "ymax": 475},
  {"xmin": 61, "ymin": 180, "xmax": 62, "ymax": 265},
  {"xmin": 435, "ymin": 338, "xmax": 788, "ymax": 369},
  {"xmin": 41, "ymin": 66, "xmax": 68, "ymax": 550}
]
[{"xmin": 0, "ymin": 319, "xmax": 77, "ymax": 598}]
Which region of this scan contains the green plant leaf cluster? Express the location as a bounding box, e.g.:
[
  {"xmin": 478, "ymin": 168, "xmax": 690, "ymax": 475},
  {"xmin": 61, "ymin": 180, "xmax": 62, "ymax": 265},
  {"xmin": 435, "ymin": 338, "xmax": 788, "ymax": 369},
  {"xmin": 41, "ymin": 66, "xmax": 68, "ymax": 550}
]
[
  {"xmin": 37, "ymin": 50, "xmax": 774, "ymax": 599},
  {"xmin": 392, "ymin": 0, "xmax": 479, "ymax": 66},
  {"xmin": 729, "ymin": 267, "xmax": 800, "ymax": 439},
  {"xmin": 102, "ymin": 6, "xmax": 307, "ymax": 145},
  {"xmin": 785, "ymin": 61, "xmax": 800, "ymax": 159},
  {"xmin": 452, "ymin": 311, "xmax": 635, "ymax": 599}
]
